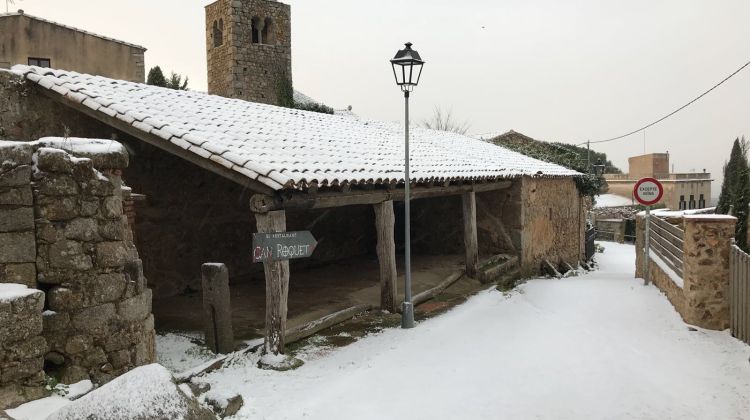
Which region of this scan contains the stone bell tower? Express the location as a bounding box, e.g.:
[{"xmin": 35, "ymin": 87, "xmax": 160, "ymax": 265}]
[{"xmin": 205, "ymin": 0, "xmax": 292, "ymax": 106}]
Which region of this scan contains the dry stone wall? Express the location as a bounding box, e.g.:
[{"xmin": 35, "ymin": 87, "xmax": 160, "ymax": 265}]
[
  {"xmin": 0, "ymin": 284, "xmax": 47, "ymax": 409},
  {"xmin": 0, "ymin": 142, "xmax": 36, "ymax": 286},
  {"xmin": 0, "ymin": 139, "xmax": 155, "ymax": 409},
  {"xmin": 30, "ymin": 139, "xmax": 155, "ymax": 385}
]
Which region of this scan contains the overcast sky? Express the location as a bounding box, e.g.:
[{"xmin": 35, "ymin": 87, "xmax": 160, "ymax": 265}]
[{"xmin": 16, "ymin": 0, "xmax": 750, "ymax": 195}]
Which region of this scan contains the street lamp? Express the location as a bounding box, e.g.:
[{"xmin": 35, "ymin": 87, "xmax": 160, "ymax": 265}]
[
  {"xmin": 593, "ymin": 159, "xmax": 606, "ymax": 176},
  {"xmin": 391, "ymin": 42, "xmax": 424, "ymax": 329}
]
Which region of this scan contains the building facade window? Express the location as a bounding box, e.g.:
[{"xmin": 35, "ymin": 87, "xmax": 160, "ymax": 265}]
[
  {"xmin": 28, "ymin": 57, "xmax": 51, "ymax": 68},
  {"xmin": 213, "ymin": 19, "xmax": 224, "ymax": 48},
  {"xmin": 689, "ymin": 194, "xmax": 696, "ymax": 210},
  {"xmin": 698, "ymin": 194, "xmax": 706, "ymax": 209},
  {"xmin": 679, "ymin": 195, "xmax": 687, "ymax": 210}
]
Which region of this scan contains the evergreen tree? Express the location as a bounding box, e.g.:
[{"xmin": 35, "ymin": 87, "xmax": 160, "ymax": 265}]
[
  {"xmin": 146, "ymin": 66, "xmax": 167, "ymax": 87},
  {"xmin": 716, "ymin": 137, "xmax": 750, "ymax": 250},
  {"xmin": 166, "ymin": 72, "xmax": 189, "ymax": 90},
  {"xmin": 147, "ymin": 67, "xmax": 188, "ymax": 90}
]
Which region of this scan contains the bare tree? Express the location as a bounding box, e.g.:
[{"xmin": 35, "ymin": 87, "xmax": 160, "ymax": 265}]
[{"xmin": 422, "ymin": 106, "xmax": 471, "ymax": 135}]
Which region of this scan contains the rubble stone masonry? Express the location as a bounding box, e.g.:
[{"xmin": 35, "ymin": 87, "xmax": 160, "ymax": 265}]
[
  {"xmin": 0, "ymin": 139, "xmax": 155, "ymax": 409},
  {"xmin": 636, "ymin": 214, "xmax": 735, "ymax": 330}
]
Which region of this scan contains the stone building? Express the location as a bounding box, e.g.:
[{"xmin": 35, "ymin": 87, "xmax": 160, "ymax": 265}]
[
  {"xmin": 1, "ymin": 66, "xmax": 587, "ymax": 360},
  {"xmin": 605, "ymin": 153, "xmax": 712, "ymax": 210},
  {"xmin": 0, "ymin": 10, "xmax": 146, "ymax": 82},
  {"xmin": 206, "ymin": 0, "xmax": 292, "ymax": 105},
  {"xmin": 0, "ymin": 138, "xmax": 155, "ymax": 409}
]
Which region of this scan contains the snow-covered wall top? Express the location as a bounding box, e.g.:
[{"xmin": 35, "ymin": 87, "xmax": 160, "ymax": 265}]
[{"xmin": 11, "ymin": 65, "xmax": 579, "ymax": 191}]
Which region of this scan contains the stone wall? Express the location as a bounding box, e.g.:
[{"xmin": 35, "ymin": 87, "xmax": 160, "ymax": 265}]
[
  {"xmin": 0, "ymin": 284, "xmax": 47, "ymax": 409},
  {"xmin": 636, "ymin": 214, "xmax": 736, "ymax": 330},
  {"xmin": 0, "ymin": 139, "xmax": 155, "ymax": 403},
  {"xmin": 519, "ymin": 177, "xmax": 585, "ymax": 276},
  {"xmin": 0, "ymin": 142, "xmax": 36, "ymax": 286},
  {"xmin": 206, "ymin": 0, "xmax": 292, "ymax": 105},
  {"xmin": 0, "ymin": 71, "xmax": 118, "ymax": 142},
  {"xmin": 595, "ymin": 219, "xmax": 626, "ymax": 243},
  {"xmin": 31, "ymin": 140, "xmax": 155, "ymax": 384}
]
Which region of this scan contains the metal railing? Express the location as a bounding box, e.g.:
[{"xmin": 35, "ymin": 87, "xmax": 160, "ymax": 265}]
[
  {"xmin": 649, "ymin": 217, "xmax": 684, "ymax": 278},
  {"xmin": 730, "ymin": 245, "xmax": 750, "ymax": 345}
]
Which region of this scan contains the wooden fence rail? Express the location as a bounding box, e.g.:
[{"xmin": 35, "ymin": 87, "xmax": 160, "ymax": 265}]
[
  {"xmin": 730, "ymin": 245, "xmax": 750, "ymax": 345},
  {"xmin": 649, "ymin": 217, "xmax": 684, "ymax": 278}
]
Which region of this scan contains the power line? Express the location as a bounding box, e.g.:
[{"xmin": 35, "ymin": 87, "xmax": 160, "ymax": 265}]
[{"xmin": 579, "ymin": 59, "xmax": 750, "ymax": 146}]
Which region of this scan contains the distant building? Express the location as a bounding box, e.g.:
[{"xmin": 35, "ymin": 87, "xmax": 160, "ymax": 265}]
[
  {"xmin": 0, "ymin": 10, "xmax": 146, "ymax": 82},
  {"xmin": 604, "ymin": 153, "xmax": 712, "ymax": 210},
  {"xmin": 205, "ymin": 0, "xmax": 291, "ymax": 105}
]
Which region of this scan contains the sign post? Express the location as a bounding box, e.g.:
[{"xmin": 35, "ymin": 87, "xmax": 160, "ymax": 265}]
[
  {"xmin": 252, "ymin": 231, "xmax": 318, "ymax": 263},
  {"xmin": 633, "ymin": 178, "xmax": 664, "ymax": 286}
]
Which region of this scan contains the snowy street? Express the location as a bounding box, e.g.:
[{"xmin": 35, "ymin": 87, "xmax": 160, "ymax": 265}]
[
  {"xmin": 8, "ymin": 243, "xmax": 750, "ymax": 420},
  {"xmin": 192, "ymin": 243, "xmax": 750, "ymax": 419}
]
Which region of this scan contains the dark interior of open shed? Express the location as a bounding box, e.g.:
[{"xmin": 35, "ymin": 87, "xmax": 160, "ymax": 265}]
[{"xmin": 121, "ymin": 139, "xmax": 518, "ymax": 341}]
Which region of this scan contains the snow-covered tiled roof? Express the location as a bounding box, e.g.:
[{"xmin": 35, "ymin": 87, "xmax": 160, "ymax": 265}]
[
  {"xmin": 11, "ymin": 65, "xmax": 579, "ymax": 191},
  {"xmin": 1, "ymin": 12, "xmax": 146, "ymax": 50}
]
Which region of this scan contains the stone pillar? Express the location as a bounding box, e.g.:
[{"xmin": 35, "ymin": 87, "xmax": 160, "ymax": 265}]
[
  {"xmin": 0, "ymin": 284, "xmax": 48, "ymax": 409},
  {"xmin": 682, "ymin": 215, "xmax": 736, "ymax": 330},
  {"xmin": 0, "ymin": 142, "xmax": 37, "ymax": 287},
  {"xmin": 31, "ymin": 141, "xmax": 155, "ymax": 385},
  {"xmin": 201, "ymin": 263, "xmax": 235, "ymax": 354}
]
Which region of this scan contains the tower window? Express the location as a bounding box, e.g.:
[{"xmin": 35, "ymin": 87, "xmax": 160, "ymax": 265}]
[
  {"xmin": 263, "ymin": 17, "xmax": 276, "ymax": 44},
  {"xmin": 213, "ymin": 19, "xmax": 224, "ymax": 48},
  {"xmin": 251, "ymin": 16, "xmax": 262, "ymax": 44}
]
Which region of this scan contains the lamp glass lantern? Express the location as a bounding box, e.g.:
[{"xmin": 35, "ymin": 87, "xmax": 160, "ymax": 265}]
[
  {"xmin": 391, "ymin": 42, "xmax": 424, "ymax": 93},
  {"xmin": 594, "ymin": 159, "xmax": 606, "ymax": 176}
]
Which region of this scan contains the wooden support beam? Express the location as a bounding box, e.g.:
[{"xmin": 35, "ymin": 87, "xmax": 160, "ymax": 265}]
[
  {"xmin": 411, "ymin": 271, "xmax": 464, "ymax": 307},
  {"xmin": 463, "ymin": 192, "xmax": 479, "ymax": 278},
  {"xmin": 374, "ymin": 200, "xmax": 398, "ymax": 312},
  {"xmin": 255, "ymin": 210, "xmax": 290, "ymax": 355},
  {"xmin": 268, "ymin": 181, "xmax": 513, "ymax": 212},
  {"xmin": 285, "ymin": 304, "xmax": 374, "ymax": 344}
]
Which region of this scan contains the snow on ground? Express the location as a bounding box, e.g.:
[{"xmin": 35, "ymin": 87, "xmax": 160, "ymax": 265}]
[
  {"xmin": 8, "ymin": 243, "xmax": 750, "ymax": 419},
  {"xmin": 195, "ymin": 242, "xmax": 750, "ymax": 420},
  {"xmin": 595, "ymin": 193, "xmax": 635, "ymax": 208},
  {"xmin": 156, "ymin": 332, "xmax": 217, "ymax": 374}
]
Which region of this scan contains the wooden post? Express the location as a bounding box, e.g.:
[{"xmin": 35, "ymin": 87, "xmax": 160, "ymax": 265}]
[
  {"xmin": 463, "ymin": 192, "xmax": 479, "ymax": 278},
  {"xmin": 374, "ymin": 200, "xmax": 398, "ymax": 312},
  {"xmin": 255, "ymin": 210, "xmax": 290, "ymax": 355},
  {"xmin": 201, "ymin": 263, "xmax": 235, "ymax": 354}
]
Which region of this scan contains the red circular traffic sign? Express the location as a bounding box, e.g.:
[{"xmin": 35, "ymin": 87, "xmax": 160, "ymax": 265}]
[{"xmin": 633, "ymin": 178, "xmax": 664, "ymax": 206}]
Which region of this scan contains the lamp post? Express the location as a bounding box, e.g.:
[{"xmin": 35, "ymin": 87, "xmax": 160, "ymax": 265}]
[
  {"xmin": 593, "ymin": 159, "xmax": 606, "ymax": 176},
  {"xmin": 391, "ymin": 42, "xmax": 424, "ymax": 329}
]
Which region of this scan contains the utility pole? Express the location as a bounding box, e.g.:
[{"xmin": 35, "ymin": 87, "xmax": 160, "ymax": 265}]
[{"xmin": 587, "ymin": 140, "xmax": 591, "ymax": 172}]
